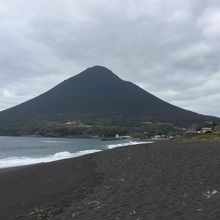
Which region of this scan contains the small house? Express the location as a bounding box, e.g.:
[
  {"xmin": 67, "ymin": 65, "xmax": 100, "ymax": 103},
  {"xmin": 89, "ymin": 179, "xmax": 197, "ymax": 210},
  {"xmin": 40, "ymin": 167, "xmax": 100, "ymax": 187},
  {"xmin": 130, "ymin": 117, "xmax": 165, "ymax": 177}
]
[{"xmin": 200, "ymin": 127, "xmax": 213, "ymax": 133}]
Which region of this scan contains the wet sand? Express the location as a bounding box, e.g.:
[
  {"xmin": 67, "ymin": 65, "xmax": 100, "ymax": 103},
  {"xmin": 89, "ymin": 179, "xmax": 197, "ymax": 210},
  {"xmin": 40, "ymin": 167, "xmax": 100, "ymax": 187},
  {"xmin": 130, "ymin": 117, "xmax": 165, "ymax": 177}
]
[{"xmin": 0, "ymin": 141, "xmax": 220, "ymax": 219}]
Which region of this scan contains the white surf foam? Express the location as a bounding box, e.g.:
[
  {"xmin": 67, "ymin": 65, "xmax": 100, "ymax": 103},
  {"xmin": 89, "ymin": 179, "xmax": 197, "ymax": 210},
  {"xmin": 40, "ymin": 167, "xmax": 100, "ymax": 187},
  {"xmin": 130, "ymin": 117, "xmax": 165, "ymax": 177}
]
[
  {"xmin": 41, "ymin": 140, "xmax": 63, "ymax": 143},
  {"xmin": 0, "ymin": 150, "xmax": 101, "ymax": 169},
  {"xmin": 107, "ymin": 141, "xmax": 153, "ymax": 149}
]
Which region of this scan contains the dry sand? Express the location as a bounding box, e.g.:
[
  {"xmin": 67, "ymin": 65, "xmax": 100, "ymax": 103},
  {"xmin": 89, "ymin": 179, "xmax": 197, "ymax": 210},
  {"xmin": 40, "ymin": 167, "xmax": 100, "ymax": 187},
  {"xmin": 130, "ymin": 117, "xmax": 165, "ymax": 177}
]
[{"xmin": 0, "ymin": 141, "xmax": 220, "ymax": 219}]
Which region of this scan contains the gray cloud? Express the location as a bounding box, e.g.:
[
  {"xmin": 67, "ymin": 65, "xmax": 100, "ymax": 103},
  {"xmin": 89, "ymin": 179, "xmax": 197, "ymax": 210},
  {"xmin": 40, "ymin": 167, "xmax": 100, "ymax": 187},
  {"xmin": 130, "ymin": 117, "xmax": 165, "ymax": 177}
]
[{"xmin": 0, "ymin": 0, "xmax": 220, "ymax": 116}]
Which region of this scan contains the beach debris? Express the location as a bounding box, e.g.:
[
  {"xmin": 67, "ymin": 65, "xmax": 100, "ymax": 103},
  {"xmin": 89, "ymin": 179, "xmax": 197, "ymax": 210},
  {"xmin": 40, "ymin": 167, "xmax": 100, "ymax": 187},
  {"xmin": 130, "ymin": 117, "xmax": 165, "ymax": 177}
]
[
  {"xmin": 130, "ymin": 210, "xmax": 137, "ymax": 215},
  {"xmin": 203, "ymin": 190, "xmax": 218, "ymax": 199},
  {"xmin": 35, "ymin": 207, "xmax": 60, "ymax": 219},
  {"xmin": 120, "ymin": 178, "xmax": 125, "ymax": 182},
  {"xmin": 16, "ymin": 207, "xmax": 60, "ymax": 219},
  {"xmin": 16, "ymin": 211, "xmax": 38, "ymax": 218},
  {"xmin": 26, "ymin": 211, "xmax": 37, "ymax": 216},
  {"xmin": 212, "ymin": 190, "xmax": 218, "ymax": 195},
  {"xmin": 35, "ymin": 208, "xmax": 55, "ymax": 219},
  {"xmin": 183, "ymin": 193, "xmax": 187, "ymax": 198},
  {"xmin": 88, "ymin": 200, "xmax": 100, "ymax": 205},
  {"xmin": 197, "ymin": 209, "xmax": 202, "ymax": 212},
  {"xmin": 87, "ymin": 200, "xmax": 103, "ymax": 209}
]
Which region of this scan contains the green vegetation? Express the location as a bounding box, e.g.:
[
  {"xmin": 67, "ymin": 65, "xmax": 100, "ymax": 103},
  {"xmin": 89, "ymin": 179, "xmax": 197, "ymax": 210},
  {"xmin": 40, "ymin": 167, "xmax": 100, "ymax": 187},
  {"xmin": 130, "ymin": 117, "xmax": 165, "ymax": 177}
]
[
  {"xmin": 214, "ymin": 125, "xmax": 220, "ymax": 132},
  {"xmin": 187, "ymin": 133, "xmax": 220, "ymax": 142},
  {"xmin": 175, "ymin": 131, "xmax": 220, "ymax": 142},
  {"xmin": 0, "ymin": 116, "xmax": 185, "ymax": 138}
]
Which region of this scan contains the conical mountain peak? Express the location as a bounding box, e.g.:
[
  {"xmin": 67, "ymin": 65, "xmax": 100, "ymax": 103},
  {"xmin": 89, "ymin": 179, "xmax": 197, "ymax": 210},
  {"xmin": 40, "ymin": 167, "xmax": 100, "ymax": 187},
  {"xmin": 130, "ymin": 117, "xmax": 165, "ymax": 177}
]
[
  {"xmin": 0, "ymin": 66, "xmax": 219, "ymax": 126},
  {"xmin": 85, "ymin": 65, "xmax": 111, "ymax": 72},
  {"xmin": 73, "ymin": 65, "xmax": 121, "ymax": 82}
]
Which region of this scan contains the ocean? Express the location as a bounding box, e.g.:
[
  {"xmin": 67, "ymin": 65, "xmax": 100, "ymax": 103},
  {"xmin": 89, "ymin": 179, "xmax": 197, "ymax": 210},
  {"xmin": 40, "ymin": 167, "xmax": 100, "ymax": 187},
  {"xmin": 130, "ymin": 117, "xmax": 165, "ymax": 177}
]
[{"xmin": 0, "ymin": 136, "xmax": 151, "ymax": 169}]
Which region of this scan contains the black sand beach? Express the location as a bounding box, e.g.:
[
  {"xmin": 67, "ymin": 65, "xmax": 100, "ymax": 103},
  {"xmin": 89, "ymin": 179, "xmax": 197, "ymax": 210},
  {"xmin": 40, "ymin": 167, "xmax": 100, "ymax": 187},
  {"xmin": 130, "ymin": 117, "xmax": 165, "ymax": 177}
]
[{"xmin": 1, "ymin": 141, "xmax": 220, "ymax": 220}]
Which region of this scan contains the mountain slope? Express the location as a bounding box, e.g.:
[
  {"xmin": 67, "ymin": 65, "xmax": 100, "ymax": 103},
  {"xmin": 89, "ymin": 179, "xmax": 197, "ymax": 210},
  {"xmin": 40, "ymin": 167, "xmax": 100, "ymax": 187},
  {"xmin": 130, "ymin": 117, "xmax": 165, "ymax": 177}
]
[{"xmin": 0, "ymin": 66, "xmax": 219, "ymax": 125}]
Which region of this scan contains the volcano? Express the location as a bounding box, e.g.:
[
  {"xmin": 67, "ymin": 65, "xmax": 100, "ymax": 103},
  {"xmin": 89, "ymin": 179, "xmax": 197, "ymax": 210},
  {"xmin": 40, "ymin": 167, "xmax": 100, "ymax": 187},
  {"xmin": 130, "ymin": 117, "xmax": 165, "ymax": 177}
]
[{"xmin": 0, "ymin": 66, "xmax": 219, "ymax": 126}]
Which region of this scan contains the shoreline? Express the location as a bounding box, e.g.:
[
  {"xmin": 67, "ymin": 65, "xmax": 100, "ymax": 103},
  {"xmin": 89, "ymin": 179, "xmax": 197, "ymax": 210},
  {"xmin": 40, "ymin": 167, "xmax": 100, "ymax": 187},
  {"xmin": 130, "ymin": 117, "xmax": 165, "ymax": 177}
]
[
  {"xmin": 0, "ymin": 138, "xmax": 152, "ymax": 170},
  {"xmin": 1, "ymin": 141, "xmax": 220, "ymax": 219},
  {"xmin": 0, "ymin": 140, "xmax": 152, "ymax": 171}
]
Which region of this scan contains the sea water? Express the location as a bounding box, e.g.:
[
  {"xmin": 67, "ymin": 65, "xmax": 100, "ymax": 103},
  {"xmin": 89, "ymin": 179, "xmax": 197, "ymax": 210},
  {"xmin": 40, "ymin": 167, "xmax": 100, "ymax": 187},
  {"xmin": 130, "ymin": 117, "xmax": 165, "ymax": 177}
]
[{"xmin": 0, "ymin": 136, "xmax": 151, "ymax": 169}]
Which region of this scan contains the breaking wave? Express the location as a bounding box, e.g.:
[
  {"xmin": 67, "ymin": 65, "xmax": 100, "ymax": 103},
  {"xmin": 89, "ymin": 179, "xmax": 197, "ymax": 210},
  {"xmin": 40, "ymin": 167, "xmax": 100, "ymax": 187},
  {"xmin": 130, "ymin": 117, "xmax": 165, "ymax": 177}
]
[
  {"xmin": 41, "ymin": 140, "xmax": 64, "ymax": 143},
  {"xmin": 0, "ymin": 150, "xmax": 101, "ymax": 169},
  {"xmin": 107, "ymin": 141, "xmax": 153, "ymax": 149}
]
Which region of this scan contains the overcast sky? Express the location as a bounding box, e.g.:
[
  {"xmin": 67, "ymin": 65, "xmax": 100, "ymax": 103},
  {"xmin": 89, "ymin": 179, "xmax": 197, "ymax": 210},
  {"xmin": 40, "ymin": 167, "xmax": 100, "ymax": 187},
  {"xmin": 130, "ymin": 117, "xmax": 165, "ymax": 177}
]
[{"xmin": 0, "ymin": 0, "xmax": 220, "ymax": 116}]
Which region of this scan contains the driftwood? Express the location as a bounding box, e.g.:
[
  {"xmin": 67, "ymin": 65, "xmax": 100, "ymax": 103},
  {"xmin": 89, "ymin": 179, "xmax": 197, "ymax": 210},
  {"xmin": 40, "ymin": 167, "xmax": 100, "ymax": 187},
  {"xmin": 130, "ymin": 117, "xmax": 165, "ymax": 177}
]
[{"xmin": 16, "ymin": 207, "xmax": 60, "ymax": 219}]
